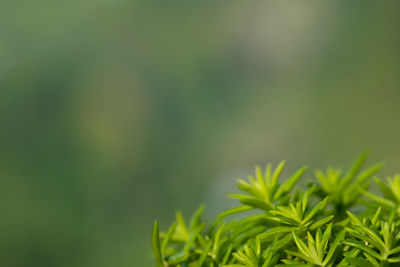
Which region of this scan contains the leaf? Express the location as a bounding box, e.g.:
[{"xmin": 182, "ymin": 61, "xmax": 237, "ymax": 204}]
[
  {"xmin": 341, "ymin": 152, "xmax": 368, "ymax": 188},
  {"xmin": 190, "ymin": 204, "xmax": 205, "ymax": 230},
  {"xmin": 258, "ymin": 227, "xmax": 295, "ymax": 242},
  {"xmin": 167, "ymin": 251, "xmax": 189, "ymax": 265},
  {"xmin": 322, "ymin": 231, "xmax": 345, "ymax": 265},
  {"xmin": 176, "ymin": 210, "xmax": 189, "ymax": 237},
  {"xmin": 275, "ymin": 166, "xmax": 307, "ymax": 200},
  {"xmin": 161, "ymin": 221, "xmax": 176, "ymax": 254},
  {"xmin": 183, "ymin": 223, "xmax": 204, "ymax": 252},
  {"xmin": 309, "ymin": 215, "xmax": 334, "ymax": 230},
  {"xmin": 374, "ymin": 177, "xmax": 396, "ymax": 201},
  {"xmin": 221, "ymin": 243, "xmax": 233, "ymax": 265},
  {"xmin": 197, "ymin": 240, "xmax": 212, "ymax": 267},
  {"xmin": 342, "ymin": 240, "xmax": 381, "ymax": 260},
  {"xmin": 271, "ymin": 160, "xmax": 286, "ymax": 186},
  {"xmin": 358, "ymin": 187, "xmax": 395, "ymax": 208},
  {"xmin": 344, "ymin": 257, "xmax": 375, "ymax": 267},
  {"xmin": 302, "ymin": 197, "xmax": 329, "ymax": 224},
  {"xmin": 152, "ymin": 221, "xmax": 164, "ymax": 267},
  {"xmin": 292, "ymin": 231, "xmax": 311, "ymax": 258}
]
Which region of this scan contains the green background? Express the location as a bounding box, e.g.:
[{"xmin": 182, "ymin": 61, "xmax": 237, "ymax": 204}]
[{"xmin": 1, "ymin": 1, "xmax": 400, "ymax": 266}]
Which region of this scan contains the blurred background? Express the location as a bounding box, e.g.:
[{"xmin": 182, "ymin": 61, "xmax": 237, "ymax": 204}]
[{"xmin": 1, "ymin": 1, "xmax": 400, "ymax": 266}]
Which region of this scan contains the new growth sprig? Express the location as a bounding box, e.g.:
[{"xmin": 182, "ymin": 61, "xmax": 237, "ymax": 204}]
[{"xmin": 152, "ymin": 153, "xmax": 400, "ymax": 266}]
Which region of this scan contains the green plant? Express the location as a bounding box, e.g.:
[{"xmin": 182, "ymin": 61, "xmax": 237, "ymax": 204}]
[{"xmin": 152, "ymin": 153, "xmax": 400, "ymax": 266}]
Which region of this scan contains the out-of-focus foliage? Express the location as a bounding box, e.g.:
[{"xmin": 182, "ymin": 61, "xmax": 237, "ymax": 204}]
[{"xmin": 1, "ymin": 1, "xmax": 400, "ymax": 267}]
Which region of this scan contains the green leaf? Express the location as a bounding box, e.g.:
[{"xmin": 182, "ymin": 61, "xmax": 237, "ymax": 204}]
[
  {"xmin": 275, "ymin": 166, "xmax": 307, "ymax": 200},
  {"xmin": 302, "ymin": 197, "xmax": 329, "ymax": 224},
  {"xmin": 358, "ymin": 187, "xmax": 395, "ymax": 208},
  {"xmin": 374, "ymin": 177, "xmax": 396, "ymax": 201},
  {"xmin": 322, "ymin": 231, "xmax": 345, "ymax": 265},
  {"xmin": 292, "ymin": 231, "xmax": 311, "ymax": 258},
  {"xmin": 271, "ymin": 160, "xmax": 286, "ymax": 186},
  {"xmin": 183, "ymin": 223, "xmax": 204, "ymax": 252},
  {"xmin": 197, "ymin": 240, "xmax": 212, "ymax": 267},
  {"xmin": 190, "ymin": 204, "xmax": 205, "ymax": 230},
  {"xmin": 344, "ymin": 257, "xmax": 375, "ymax": 267},
  {"xmin": 161, "ymin": 221, "xmax": 176, "ymax": 254},
  {"xmin": 342, "ymin": 152, "xmax": 369, "ymax": 188},
  {"xmin": 152, "ymin": 221, "xmax": 164, "ymax": 267},
  {"xmin": 167, "ymin": 251, "xmax": 189, "ymax": 265},
  {"xmin": 309, "ymin": 215, "xmax": 334, "ymax": 230},
  {"xmin": 342, "ymin": 240, "xmax": 381, "ymax": 260}
]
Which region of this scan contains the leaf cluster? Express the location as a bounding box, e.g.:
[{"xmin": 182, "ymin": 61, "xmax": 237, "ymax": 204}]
[{"xmin": 152, "ymin": 153, "xmax": 400, "ymax": 266}]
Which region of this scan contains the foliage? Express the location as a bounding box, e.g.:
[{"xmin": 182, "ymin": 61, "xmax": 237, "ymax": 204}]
[{"xmin": 152, "ymin": 153, "xmax": 400, "ymax": 266}]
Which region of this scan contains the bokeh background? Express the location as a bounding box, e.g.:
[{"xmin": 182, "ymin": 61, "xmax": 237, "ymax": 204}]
[{"xmin": 1, "ymin": 1, "xmax": 400, "ymax": 266}]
